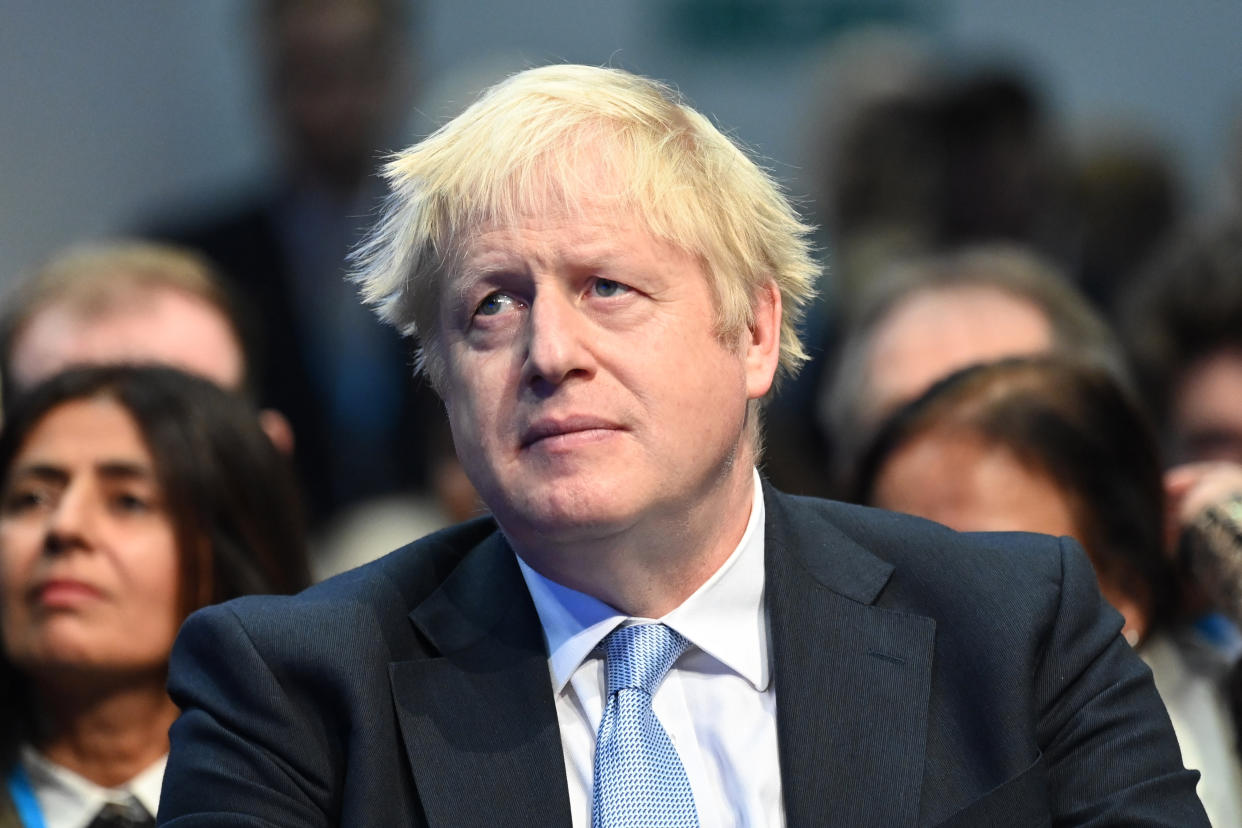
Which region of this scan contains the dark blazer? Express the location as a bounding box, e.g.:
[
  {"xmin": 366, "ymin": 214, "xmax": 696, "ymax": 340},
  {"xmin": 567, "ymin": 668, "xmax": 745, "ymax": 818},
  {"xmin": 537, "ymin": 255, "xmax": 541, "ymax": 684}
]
[{"xmin": 158, "ymin": 487, "xmax": 1208, "ymax": 827}]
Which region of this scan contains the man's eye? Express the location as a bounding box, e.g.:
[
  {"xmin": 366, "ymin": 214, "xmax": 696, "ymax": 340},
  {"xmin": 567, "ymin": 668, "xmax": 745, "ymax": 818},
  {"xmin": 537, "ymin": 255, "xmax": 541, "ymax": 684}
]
[
  {"xmin": 592, "ymin": 279, "xmax": 630, "ymax": 298},
  {"xmin": 475, "ymin": 292, "xmax": 521, "ymax": 317}
]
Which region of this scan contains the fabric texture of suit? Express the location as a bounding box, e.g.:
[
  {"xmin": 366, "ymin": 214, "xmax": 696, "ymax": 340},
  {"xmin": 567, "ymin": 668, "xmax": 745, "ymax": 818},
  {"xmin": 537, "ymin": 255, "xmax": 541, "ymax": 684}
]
[{"xmin": 158, "ymin": 486, "xmax": 1209, "ymax": 827}]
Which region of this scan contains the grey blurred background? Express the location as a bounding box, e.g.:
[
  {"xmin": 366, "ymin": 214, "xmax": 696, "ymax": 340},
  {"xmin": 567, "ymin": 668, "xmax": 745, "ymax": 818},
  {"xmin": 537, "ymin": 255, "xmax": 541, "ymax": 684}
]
[{"xmin": 4, "ymin": 0, "xmax": 1242, "ymax": 283}]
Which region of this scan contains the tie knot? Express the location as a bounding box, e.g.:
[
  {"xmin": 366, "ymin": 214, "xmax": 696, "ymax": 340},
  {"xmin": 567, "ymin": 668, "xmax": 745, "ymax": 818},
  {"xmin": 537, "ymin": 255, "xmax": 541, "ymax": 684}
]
[
  {"xmin": 602, "ymin": 623, "xmax": 690, "ymax": 697},
  {"xmin": 88, "ymin": 801, "xmax": 155, "ymax": 828}
]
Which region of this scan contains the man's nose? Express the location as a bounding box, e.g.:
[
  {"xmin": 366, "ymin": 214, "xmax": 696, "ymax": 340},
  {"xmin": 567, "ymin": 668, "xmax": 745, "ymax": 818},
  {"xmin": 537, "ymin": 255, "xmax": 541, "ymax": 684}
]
[{"xmin": 523, "ymin": 290, "xmax": 594, "ymax": 391}]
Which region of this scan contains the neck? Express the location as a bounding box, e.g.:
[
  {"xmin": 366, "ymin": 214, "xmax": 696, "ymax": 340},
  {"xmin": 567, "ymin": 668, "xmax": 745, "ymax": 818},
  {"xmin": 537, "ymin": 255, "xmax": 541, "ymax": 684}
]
[
  {"xmin": 31, "ymin": 670, "xmax": 176, "ymax": 788},
  {"xmin": 514, "ymin": 464, "xmax": 757, "ymax": 618}
]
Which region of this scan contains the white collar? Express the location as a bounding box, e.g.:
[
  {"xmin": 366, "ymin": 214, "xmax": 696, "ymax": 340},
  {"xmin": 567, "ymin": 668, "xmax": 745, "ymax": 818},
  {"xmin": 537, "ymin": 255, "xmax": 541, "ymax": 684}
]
[
  {"xmin": 20, "ymin": 745, "xmax": 165, "ymax": 827},
  {"xmin": 517, "ymin": 468, "xmax": 769, "ymax": 693}
]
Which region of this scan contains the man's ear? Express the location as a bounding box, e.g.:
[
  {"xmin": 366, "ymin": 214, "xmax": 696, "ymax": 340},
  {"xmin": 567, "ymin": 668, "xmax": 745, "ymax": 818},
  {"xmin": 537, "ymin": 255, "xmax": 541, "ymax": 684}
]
[{"xmin": 744, "ymin": 280, "xmax": 781, "ymax": 401}]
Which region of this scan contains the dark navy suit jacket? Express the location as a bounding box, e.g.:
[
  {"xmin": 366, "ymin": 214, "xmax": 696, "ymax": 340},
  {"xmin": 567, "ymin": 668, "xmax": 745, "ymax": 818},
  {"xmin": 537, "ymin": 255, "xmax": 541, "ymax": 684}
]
[{"xmin": 157, "ymin": 487, "xmax": 1209, "ymax": 826}]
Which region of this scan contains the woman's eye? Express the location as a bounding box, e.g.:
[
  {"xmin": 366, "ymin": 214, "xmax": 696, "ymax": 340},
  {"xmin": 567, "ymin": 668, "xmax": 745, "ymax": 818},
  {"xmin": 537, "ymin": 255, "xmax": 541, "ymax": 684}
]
[
  {"xmin": 2, "ymin": 489, "xmax": 49, "ymax": 515},
  {"xmin": 112, "ymin": 493, "xmax": 151, "ymax": 514},
  {"xmin": 592, "ymin": 278, "xmax": 630, "ymax": 298}
]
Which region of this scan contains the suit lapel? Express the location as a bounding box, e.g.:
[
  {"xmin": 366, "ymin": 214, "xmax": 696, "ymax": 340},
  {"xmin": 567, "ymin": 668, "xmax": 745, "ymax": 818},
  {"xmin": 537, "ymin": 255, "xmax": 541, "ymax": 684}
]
[
  {"xmin": 765, "ymin": 487, "xmax": 935, "ymax": 827},
  {"xmin": 389, "ymin": 531, "xmax": 572, "ymax": 827}
]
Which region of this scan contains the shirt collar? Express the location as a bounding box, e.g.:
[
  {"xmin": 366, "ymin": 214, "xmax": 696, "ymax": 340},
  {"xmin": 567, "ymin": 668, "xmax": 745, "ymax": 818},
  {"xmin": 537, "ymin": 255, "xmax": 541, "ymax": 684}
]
[
  {"xmin": 517, "ymin": 468, "xmax": 769, "ymax": 693},
  {"xmin": 21, "ymin": 745, "xmax": 166, "ymax": 824}
]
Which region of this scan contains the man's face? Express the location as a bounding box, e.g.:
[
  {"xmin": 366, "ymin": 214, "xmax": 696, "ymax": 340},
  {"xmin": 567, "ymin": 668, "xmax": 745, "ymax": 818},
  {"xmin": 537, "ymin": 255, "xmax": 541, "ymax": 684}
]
[
  {"xmin": 437, "ymin": 204, "xmax": 776, "ymax": 553},
  {"xmin": 11, "ymin": 288, "xmax": 245, "ymax": 392},
  {"xmin": 864, "ymin": 285, "xmax": 1052, "ymax": 426},
  {"xmin": 1172, "ymin": 347, "xmax": 1242, "ymax": 464},
  {"xmin": 270, "ymin": 1, "xmax": 400, "ymax": 185}
]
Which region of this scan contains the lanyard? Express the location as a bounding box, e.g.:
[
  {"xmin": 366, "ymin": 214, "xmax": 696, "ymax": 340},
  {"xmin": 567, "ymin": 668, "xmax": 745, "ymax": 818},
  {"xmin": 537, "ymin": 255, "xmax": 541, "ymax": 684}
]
[{"xmin": 5, "ymin": 764, "xmax": 46, "ymax": 828}]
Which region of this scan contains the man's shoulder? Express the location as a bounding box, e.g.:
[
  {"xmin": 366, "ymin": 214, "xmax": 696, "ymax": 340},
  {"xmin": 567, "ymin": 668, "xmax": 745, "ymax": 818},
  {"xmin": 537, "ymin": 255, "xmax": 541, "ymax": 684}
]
[
  {"xmin": 184, "ymin": 516, "xmax": 503, "ymax": 659},
  {"xmin": 765, "ymin": 487, "xmax": 1075, "ymax": 619},
  {"xmin": 769, "ymin": 487, "xmax": 1065, "ymax": 570}
]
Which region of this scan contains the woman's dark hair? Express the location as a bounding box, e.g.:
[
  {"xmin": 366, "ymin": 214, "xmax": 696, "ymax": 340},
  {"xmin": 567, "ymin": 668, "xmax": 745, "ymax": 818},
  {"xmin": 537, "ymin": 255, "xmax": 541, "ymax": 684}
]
[
  {"xmin": 853, "ymin": 355, "xmax": 1176, "ymax": 632},
  {"xmin": 0, "ymin": 364, "xmax": 311, "ymax": 764}
]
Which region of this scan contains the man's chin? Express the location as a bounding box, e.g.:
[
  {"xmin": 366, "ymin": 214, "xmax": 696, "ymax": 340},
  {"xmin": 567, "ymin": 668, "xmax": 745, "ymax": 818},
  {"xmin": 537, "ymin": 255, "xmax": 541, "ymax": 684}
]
[{"xmin": 494, "ymin": 489, "xmax": 638, "ymax": 547}]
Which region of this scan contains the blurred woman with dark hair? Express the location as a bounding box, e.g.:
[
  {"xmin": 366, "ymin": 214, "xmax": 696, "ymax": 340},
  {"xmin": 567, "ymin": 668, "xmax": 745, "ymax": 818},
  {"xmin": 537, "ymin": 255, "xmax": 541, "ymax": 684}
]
[
  {"xmin": 0, "ymin": 365, "xmax": 309, "ymax": 827},
  {"xmin": 854, "ymin": 355, "xmax": 1242, "ymax": 825}
]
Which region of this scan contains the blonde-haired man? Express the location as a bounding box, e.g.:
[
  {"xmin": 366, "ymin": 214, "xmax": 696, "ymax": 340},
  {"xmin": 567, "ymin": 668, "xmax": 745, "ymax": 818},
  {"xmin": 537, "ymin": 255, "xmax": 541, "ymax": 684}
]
[{"xmin": 161, "ymin": 65, "xmax": 1206, "ymax": 827}]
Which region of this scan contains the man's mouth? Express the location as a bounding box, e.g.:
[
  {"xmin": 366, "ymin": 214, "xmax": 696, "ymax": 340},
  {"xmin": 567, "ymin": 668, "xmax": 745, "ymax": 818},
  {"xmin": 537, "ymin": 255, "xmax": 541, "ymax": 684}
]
[{"xmin": 521, "ymin": 416, "xmax": 623, "ymax": 449}]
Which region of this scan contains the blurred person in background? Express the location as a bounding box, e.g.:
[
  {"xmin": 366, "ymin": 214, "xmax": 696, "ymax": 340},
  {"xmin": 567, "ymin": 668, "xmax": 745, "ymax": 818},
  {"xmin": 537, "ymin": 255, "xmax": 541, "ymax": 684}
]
[
  {"xmin": 1123, "ymin": 219, "xmax": 1242, "ymax": 675},
  {"xmin": 854, "ymin": 356, "xmax": 1242, "ymax": 826},
  {"xmin": 1124, "ymin": 219, "xmax": 1242, "ymax": 467},
  {"xmin": 1069, "ymin": 136, "xmax": 1183, "ymax": 320},
  {"xmin": 818, "ymin": 244, "xmax": 1126, "ymax": 494},
  {"xmin": 802, "ymin": 28, "xmax": 947, "ymax": 304},
  {"xmin": 153, "ymin": 0, "xmax": 445, "ymax": 524},
  {"xmin": 0, "ymin": 365, "xmax": 309, "ymax": 827},
  {"xmin": 0, "ymin": 240, "xmax": 292, "ymax": 454},
  {"xmin": 935, "ymin": 68, "xmax": 1075, "ymax": 263},
  {"xmin": 0, "ymin": 240, "xmax": 463, "ymax": 573}
]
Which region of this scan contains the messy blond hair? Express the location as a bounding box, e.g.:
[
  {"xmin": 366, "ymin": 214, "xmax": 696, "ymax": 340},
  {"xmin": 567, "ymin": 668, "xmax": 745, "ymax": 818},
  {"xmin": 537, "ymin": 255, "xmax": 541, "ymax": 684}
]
[{"xmin": 352, "ymin": 64, "xmax": 818, "ymax": 390}]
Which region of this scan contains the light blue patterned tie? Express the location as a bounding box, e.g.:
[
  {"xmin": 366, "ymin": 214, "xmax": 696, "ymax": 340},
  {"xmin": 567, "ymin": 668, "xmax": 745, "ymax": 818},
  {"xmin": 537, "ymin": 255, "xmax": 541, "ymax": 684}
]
[{"xmin": 592, "ymin": 623, "xmax": 700, "ymax": 828}]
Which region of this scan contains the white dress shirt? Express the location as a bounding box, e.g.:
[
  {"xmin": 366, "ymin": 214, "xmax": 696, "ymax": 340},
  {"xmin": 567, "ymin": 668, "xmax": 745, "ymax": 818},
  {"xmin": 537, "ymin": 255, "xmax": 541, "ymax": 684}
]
[
  {"xmin": 19, "ymin": 746, "xmax": 164, "ymax": 828},
  {"xmin": 517, "ymin": 469, "xmax": 785, "ymax": 828},
  {"xmin": 1141, "ymin": 628, "xmax": 1242, "ymax": 828}
]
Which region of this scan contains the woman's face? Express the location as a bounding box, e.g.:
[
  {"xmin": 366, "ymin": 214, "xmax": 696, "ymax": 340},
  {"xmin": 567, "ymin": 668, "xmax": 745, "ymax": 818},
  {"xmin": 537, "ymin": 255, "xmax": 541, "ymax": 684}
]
[
  {"xmin": 0, "ymin": 396, "xmax": 182, "ymax": 679},
  {"xmin": 871, "ymin": 428, "xmax": 1080, "ymax": 538},
  {"xmin": 871, "ymin": 426, "xmax": 1148, "ymax": 643}
]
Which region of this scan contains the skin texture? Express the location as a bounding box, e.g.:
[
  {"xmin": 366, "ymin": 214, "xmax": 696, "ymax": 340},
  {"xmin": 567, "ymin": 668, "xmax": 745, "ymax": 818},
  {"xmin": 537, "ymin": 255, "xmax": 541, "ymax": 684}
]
[
  {"xmin": 11, "ymin": 288, "xmax": 246, "ymax": 392},
  {"xmin": 871, "ymin": 428, "xmax": 1148, "ymax": 642},
  {"xmin": 1172, "ymin": 347, "xmax": 1242, "ymax": 465},
  {"xmin": 437, "ymin": 203, "xmax": 781, "ymax": 617},
  {"xmin": 864, "ymin": 285, "xmax": 1052, "ymax": 427}
]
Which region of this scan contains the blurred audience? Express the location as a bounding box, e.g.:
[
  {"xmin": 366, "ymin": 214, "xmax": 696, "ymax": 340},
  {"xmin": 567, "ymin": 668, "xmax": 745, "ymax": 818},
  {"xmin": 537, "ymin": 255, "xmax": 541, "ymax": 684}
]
[
  {"xmin": 802, "ymin": 28, "xmax": 946, "ymax": 303},
  {"xmin": 1070, "ymin": 136, "xmax": 1183, "ymax": 319},
  {"xmin": 1123, "ymin": 218, "xmax": 1242, "ymax": 466},
  {"xmin": 1170, "ymin": 461, "xmax": 1242, "ymax": 636},
  {"xmin": 818, "ymin": 244, "xmax": 1125, "ymax": 493},
  {"xmin": 936, "ymin": 69, "xmax": 1075, "ymax": 261},
  {"xmin": 0, "ymin": 365, "xmax": 309, "ymax": 825},
  {"xmin": 0, "ymin": 240, "xmax": 293, "ymax": 454},
  {"xmin": 1, "ymin": 237, "xmax": 468, "ymax": 573},
  {"xmin": 853, "ymin": 356, "xmax": 1242, "ymax": 826},
  {"xmin": 152, "ymin": 0, "xmax": 444, "ymax": 523}
]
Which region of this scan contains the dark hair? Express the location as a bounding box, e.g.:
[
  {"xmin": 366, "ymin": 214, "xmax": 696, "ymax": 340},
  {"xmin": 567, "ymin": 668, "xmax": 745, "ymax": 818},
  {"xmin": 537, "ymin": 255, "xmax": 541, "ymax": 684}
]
[
  {"xmin": 854, "ymin": 355, "xmax": 1175, "ymax": 631},
  {"xmin": 0, "ymin": 365, "xmax": 310, "ymax": 764},
  {"xmin": 1122, "ymin": 219, "xmax": 1242, "ymax": 440}
]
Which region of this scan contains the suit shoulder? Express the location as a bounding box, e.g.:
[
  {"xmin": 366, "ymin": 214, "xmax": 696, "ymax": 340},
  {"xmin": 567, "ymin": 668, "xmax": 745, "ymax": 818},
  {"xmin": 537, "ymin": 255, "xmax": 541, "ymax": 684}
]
[
  {"xmin": 186, "ymin": 516, "xmax": 502, "ymax": 658},
  {"xmin": 768, "ymin": 489, "xmax": 1072, "ymax": 615}
]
